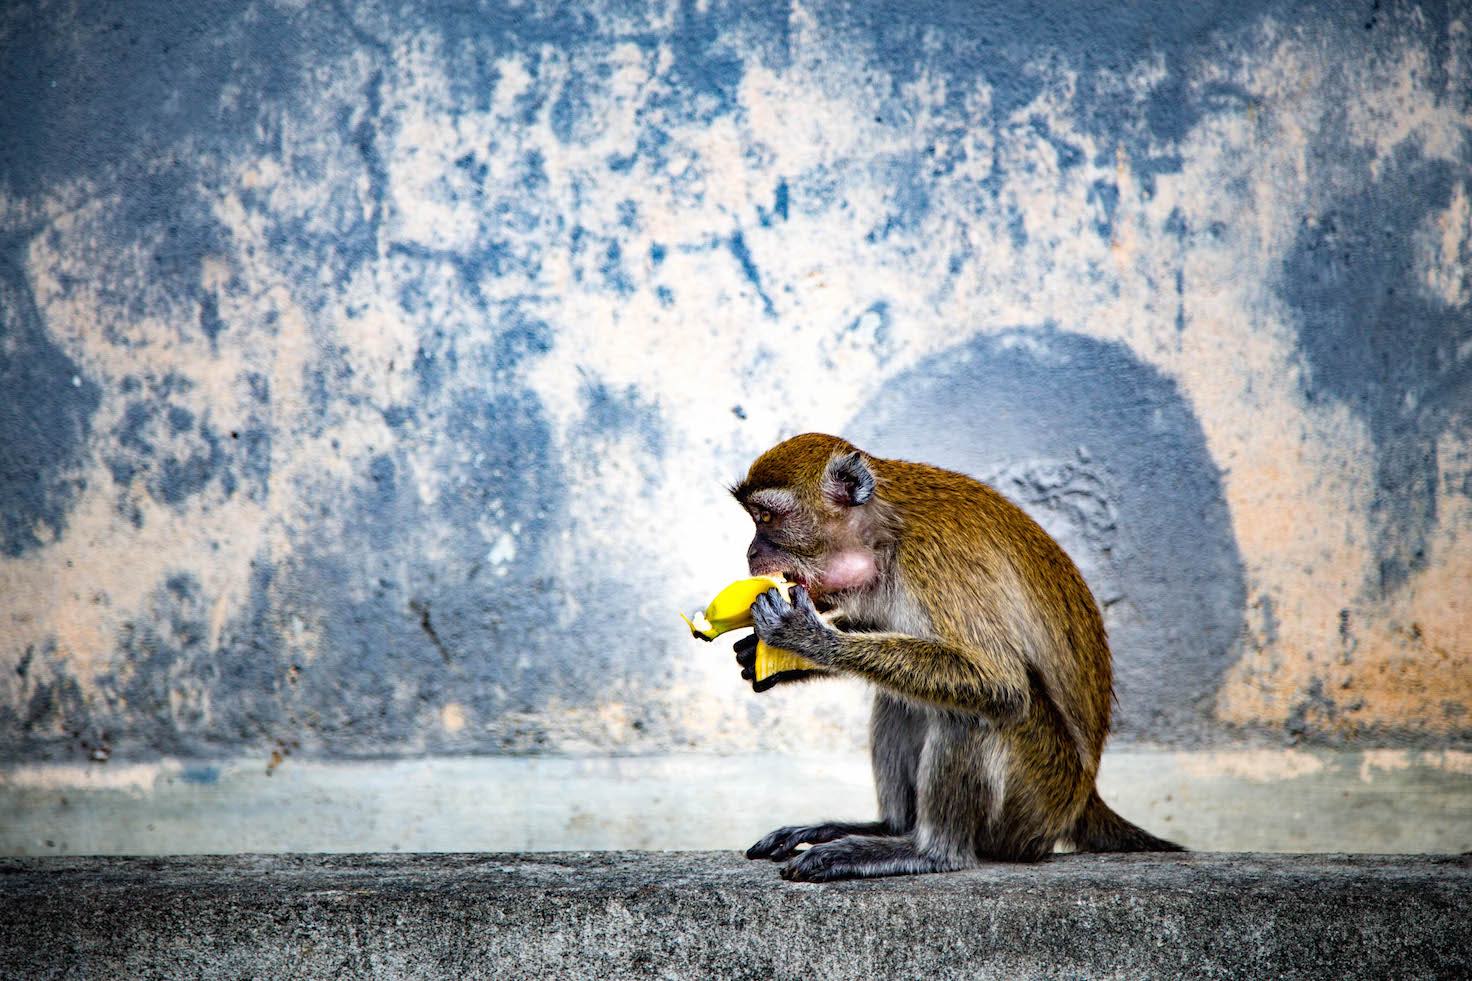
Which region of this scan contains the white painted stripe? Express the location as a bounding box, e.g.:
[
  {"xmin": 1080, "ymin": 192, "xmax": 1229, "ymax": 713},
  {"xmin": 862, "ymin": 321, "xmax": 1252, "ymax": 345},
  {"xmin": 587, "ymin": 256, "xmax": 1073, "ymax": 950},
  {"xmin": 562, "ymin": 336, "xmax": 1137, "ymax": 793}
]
[{"xmin": 1, "ymin": 749, "xmax": 1468, "ymax": 856}]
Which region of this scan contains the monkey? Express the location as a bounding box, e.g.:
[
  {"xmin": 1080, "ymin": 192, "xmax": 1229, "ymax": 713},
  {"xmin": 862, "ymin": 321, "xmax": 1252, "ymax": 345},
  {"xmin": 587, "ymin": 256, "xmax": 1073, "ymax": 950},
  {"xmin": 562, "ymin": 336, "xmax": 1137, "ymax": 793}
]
[{"xmin": 728, "ymin": 433, "xmax": 1182, "ymax": 882}]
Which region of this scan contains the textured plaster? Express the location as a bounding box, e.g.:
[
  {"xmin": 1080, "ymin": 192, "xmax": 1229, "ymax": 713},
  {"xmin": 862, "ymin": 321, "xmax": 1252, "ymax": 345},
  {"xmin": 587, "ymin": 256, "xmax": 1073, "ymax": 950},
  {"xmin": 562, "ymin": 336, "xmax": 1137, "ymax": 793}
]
[{"xmin": 0, "ymin": 0, "xmax": 1469, "ymax": 763}]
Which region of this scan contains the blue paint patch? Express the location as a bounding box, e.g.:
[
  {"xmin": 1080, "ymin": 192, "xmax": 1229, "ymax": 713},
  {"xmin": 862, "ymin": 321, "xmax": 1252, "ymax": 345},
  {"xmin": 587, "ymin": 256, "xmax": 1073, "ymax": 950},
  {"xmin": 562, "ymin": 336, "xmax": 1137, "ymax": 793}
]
[
  {"xmin": 727, "ymin": 231, "xmax": 776, "ymax": 317},
  {"xmin": 1282, "ymin": 142, "xmax": 1472, "ymax": 597},
  {"xmin": 107, "ymin": 162, "xmax": 234, "ymax": 324},
  {"xmin": 180, "ymin": 764, "xmax": 220, "ymax": 784},
  {"xmin": 489, "ymin": 312, "xmax": 555, "ymax": 372},
  {"xmin": 1007, "ymin": 209, "xmax": 1027, "ymax": 250},
  {"xmin": 579, "ymin": 381, "xmax": 666, "ymax": 457},
  {"xmin": 1029, "ymin": 116, "xmax": 1083, "ymax": 170},
  {"xmin": 1088, "ymin": 180, "xmax": 1120, "ymax": 241},
  {"xmin": 608, "ymin": 127, "xmax": 672, "ymax": 176},
  {"xmin": 167, "ymin": 406, "xmax": 195, "ymax": 435},
  {"xmin": 660, "ymin": 0, "xmax": 772, "ymax": 123},
  {"xmin": 793, "ymin": 165, "xmax": 840, "ymax": 215},
  {"xmin": 0, "ymin": 244, "xmax": 101, "ymax": 555},
  {"xmin": 155, "ymin": 423, "xmax": 228, "ymax": 506},
  {"xmin": 1174, "ymin": 268, "xmax": 1186, "ymax": 333},
  {"xmin": 550, "ymin": 80, "xmax": 580, "ymax": 143},
  {"xmin": 455, "ymin": 152, "xmax": 489, "ymax": 184},
  {"xmin": 865, "ymin": 153, "xmax": 932, "ymax": 242},
  {"xmin": 0, "ymin": 1, "xmax": 317, "ymax": 199},
  {"xmin": 198, "ymin": 294, "xmax": 226, "ymax": 346},
  {"xmin": 617, "ymin": 200, "xmax": 639, "ymax": 230},
  {"xmin": 367, "ymin": 454, "xmax": 398, "ymax": 513},
  {"xmin": 821, "ymin": 0, "xmax": 1294, "ymax": 192},
  {"xmin": 1131, "ymin": 153, "xmax": 1185, "ymax": 199},
  {"xmin": 79, "ymin": 573, "xmax": 229, "ymax": 757},
  {"xmin": 249, "ymin": 382, "xmax": 591, "ymax": 755},
  {"xmin": 1164, "ymin": 208, "xmax": 1189, "ymax": 241},
  {"xmin": 381, "ymin": 404, "xmax": 415, "ymax": 429},
  {"xmin": 343, "ymin": 68, "xmax": 389, "ymax": 283},
  {"xmin": 104, "ymin": 372, "xmax": 259, "ymax": 518},
  {"xmin": 758, "ymin": 180, "xmax": 790, "ymax": 226},
  {"xmin": 0, "ymin": 643, "xmax": 89, "ymax": 758},
  {"xmin": 236, "ymin": 426, "xmax": 270, "ymax": 504},
  {"xmin": 601, "ymin": 240, "xmax": 636, "ymax": 296},
  {"xmin": 165, "ymin": 574, "xmax": 199, "ymax": 600}
]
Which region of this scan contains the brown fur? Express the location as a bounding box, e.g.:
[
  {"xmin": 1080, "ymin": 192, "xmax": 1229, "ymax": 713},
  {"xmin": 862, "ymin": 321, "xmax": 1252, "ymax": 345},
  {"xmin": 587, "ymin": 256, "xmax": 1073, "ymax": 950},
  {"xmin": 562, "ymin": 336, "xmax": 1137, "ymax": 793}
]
[{"xmin": 735, "ymin": 433, "xmax": 1181, "ymax": 881}]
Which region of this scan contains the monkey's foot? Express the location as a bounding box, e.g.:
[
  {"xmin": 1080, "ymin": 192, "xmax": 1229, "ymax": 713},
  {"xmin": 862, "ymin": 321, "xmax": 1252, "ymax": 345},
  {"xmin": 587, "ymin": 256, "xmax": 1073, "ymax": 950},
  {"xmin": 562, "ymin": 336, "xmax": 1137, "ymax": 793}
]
[
  {"xmin": 744, "ymin": 821, "xmax": 888, "ymax": 861},
  {"xmin": 779, "ymin": 835, "xmax": 956, "ymax": 882}
]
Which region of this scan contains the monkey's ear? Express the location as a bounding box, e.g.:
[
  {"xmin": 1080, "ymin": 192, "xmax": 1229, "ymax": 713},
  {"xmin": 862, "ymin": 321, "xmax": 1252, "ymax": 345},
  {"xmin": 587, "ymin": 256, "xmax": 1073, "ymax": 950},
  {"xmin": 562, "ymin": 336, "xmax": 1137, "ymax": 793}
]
[{"xmin": 825, "ymin": 450, "xmax": 875, "ymax": 507}]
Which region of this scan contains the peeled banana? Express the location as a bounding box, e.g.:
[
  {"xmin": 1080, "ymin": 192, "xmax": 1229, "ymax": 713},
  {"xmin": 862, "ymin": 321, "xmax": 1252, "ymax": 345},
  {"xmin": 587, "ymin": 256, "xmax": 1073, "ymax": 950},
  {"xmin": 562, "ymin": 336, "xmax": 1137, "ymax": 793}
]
[
  {"xmin": 681, "ymin": 575, "xmax": 819, "ymax": 684},
  {"xmin": 680, "ymin": 575, "xmax": 787, "ymax": 639},
  {"xmin": 751, "ymin": 639, "xmax": 817, "ymax": 682}
]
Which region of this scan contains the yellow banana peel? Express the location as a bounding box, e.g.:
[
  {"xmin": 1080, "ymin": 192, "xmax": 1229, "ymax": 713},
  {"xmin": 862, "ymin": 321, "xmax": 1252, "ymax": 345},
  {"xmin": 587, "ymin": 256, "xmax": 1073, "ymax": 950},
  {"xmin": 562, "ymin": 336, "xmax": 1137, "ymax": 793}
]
[
  {"xmin": 681, "ymin": 575, "xmax": 819, "ymax": 684},
  {"xmin": 680, "ymin": 575, "xmax": 787, "ymax": 640}
]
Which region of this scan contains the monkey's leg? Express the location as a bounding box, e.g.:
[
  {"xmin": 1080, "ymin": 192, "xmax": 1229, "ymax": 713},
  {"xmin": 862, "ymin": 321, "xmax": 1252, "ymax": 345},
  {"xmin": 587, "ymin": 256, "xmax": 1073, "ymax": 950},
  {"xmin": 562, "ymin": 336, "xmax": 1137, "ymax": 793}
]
[
  {"xmin": 780, "ymin": 834, "xmax": 964, "ymax": 882},
  {"xmin": 926, "ymin": 715, "xmax": 1077, "ymax": 865},
  {"xmin": 871, "ymin": 690, "xmax": 925, "ymax": 832},
  {"xmin": 746, "ymin": 691, "xmax": 925, "ymax": 861}
]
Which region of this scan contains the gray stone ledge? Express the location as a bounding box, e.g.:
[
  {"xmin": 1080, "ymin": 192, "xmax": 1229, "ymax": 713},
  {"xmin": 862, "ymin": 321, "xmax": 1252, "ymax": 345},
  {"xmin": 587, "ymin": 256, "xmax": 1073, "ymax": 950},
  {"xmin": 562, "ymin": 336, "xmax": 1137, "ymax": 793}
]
[{"xmin": 3, "ymin": 852, "xmax": 1469, "ymax": 979}]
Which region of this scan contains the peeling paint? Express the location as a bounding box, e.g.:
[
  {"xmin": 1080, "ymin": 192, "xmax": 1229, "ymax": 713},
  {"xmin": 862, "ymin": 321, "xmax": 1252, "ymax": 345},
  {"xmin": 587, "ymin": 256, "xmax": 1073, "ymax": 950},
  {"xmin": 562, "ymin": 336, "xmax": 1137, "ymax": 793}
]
[
  {"xmin": 1358, "ymin": 748, "xmax": 1413, "ymax": 783},
  {"xmin": 1177, "ymin": 749, "xmax": 1327, "ymax": 783}
]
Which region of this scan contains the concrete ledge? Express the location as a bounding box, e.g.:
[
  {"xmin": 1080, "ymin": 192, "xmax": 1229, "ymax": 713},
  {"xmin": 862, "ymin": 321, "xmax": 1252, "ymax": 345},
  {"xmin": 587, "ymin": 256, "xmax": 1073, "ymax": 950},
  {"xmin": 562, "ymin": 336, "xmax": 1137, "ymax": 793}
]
[{"xmin": 2, "ymin": 852, "xmax": 1469, "ymax": 979}]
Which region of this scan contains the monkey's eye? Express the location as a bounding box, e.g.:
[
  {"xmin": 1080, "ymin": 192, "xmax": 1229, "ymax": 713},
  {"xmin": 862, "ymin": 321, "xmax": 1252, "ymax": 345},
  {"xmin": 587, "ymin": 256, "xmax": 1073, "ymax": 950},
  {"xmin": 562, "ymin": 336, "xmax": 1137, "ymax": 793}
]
[{"xmin": 757, "ymin": 510, "xmax": 773, "ymax": 524}]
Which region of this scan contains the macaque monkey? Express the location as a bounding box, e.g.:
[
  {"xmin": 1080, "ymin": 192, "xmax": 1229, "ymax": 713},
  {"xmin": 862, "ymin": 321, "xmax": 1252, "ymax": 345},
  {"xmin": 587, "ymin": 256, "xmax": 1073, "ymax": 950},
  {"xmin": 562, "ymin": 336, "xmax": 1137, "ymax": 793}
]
[{"xmin": 730, "ymin": 433, "xmax": 1181, "ymax": 882}]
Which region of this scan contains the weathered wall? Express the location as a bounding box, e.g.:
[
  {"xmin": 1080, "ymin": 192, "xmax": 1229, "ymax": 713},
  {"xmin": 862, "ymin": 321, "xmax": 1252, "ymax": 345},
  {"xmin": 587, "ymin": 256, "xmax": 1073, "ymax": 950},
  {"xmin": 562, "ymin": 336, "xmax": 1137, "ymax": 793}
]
[{"xmin": 2, "ymin": 0, "xmax": 1470, "ymax": 778}]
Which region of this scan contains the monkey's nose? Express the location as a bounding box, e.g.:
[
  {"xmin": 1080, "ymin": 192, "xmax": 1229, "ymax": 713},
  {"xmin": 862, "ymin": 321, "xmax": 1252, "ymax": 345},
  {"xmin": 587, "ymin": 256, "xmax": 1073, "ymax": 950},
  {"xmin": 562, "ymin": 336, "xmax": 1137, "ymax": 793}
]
[{"xmin": 746, "ymin": 543, "xmax": 759, "ymax": 562}]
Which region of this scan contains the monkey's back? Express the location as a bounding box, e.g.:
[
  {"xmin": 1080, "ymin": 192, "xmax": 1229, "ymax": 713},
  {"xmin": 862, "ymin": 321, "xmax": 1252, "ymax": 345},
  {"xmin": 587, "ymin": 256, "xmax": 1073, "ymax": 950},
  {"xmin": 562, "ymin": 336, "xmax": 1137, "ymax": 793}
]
[{"xmin": 874, "ymin": 457, "xmax": 1114, "ymax": 764}]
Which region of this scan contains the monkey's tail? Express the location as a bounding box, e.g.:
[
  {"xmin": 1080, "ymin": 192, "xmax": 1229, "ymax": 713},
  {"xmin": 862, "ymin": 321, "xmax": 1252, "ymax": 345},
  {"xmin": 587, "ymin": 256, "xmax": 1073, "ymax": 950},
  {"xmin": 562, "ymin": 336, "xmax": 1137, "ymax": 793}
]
[{"xmin": 1070, "ymin": 790, "xmax": 1185, "ymax": 853}]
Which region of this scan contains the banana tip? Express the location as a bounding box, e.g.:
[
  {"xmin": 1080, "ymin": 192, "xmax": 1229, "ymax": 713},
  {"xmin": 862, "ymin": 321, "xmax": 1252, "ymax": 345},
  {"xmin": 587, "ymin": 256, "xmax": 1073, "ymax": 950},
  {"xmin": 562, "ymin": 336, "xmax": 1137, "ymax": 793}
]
[{"xmin": 680, "ymin": 611, "xmax": 717, "ymax": 641}]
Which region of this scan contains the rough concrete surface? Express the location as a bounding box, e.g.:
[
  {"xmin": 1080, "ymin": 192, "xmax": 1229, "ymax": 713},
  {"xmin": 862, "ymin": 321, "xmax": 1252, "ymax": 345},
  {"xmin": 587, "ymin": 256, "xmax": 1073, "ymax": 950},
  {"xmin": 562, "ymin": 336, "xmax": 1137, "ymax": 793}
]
[{"xmin": 1, "ymin": 851, "xmax": 1468, "ymax": 979}]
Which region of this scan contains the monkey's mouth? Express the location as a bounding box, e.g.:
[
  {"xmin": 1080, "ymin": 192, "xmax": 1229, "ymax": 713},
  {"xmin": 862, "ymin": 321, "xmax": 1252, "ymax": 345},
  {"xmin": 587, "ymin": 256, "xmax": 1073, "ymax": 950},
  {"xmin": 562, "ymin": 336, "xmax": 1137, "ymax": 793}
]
[{"xmin": 784, "ymin": 570, "xmax": 836, "ymax": 612}]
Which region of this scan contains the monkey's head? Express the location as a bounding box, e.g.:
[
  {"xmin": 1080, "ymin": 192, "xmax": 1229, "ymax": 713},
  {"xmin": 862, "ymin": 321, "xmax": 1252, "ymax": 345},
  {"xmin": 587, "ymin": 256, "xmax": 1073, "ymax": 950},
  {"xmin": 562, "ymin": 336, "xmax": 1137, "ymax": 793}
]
[{"xmin": 730, "ymin": 433, "xmax": 888, "ymax": 599}]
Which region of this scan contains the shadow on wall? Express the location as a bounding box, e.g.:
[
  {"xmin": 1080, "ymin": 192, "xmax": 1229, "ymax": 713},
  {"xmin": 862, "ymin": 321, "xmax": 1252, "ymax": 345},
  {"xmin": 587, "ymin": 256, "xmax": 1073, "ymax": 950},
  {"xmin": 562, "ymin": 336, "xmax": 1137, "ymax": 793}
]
[{"xmin": 849, "ymin": 326, "xmax": 1246, "ymax": 742}]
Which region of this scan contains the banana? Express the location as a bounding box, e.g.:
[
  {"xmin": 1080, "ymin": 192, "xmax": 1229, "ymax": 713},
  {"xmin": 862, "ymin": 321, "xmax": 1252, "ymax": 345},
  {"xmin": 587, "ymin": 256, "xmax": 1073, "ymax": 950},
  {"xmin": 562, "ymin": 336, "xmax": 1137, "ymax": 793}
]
[
  {"xmin": 753, "ymin": 639, "xmax": 816, "ymax": 681},
  {"xmin": 681, "ymin": 575, "xmax": 820, "ymax": 684},
  {"xmin": 680, "ymin": 574, "xmax": 789, "ymax": 640}
]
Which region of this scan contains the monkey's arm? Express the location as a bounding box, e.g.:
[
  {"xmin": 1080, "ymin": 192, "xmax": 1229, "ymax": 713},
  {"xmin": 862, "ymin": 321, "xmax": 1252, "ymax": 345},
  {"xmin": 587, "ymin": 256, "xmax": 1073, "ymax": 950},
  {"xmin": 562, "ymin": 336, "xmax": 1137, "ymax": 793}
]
[{"xmin": 751, "ymin": 587, "xmax": 1029, "ymax": 718}]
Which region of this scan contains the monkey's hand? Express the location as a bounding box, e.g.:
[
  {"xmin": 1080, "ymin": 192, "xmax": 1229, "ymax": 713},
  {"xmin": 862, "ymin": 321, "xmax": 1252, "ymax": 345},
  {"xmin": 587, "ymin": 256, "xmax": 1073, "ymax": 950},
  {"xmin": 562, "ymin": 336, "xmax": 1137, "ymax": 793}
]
[
  {"xmin": 733, "ymin": 634, "xmax": 827, "ymax": 692},
  {"xmin": 750, "ymin": 586, "xmax": 835, "ymax": 667}
]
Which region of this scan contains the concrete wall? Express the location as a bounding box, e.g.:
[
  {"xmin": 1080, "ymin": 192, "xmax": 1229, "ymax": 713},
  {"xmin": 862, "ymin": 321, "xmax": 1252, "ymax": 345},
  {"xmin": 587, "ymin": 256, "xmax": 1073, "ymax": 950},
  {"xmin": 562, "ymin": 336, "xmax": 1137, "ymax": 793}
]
[{"xmin": 2, "ymin": 0, "xmax": 1470, "ymax": 851}]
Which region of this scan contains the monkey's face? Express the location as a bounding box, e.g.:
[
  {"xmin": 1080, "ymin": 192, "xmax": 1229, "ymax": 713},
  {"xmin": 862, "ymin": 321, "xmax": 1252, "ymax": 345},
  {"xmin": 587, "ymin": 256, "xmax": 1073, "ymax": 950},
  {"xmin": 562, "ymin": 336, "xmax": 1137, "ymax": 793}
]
[
  {"xmin": 740, "ymin": 489, "xmax": 825, "ymax": 589},
  {"xmin": 733, "ymin": 441, "xmax": 884, "ymax": 600}
]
